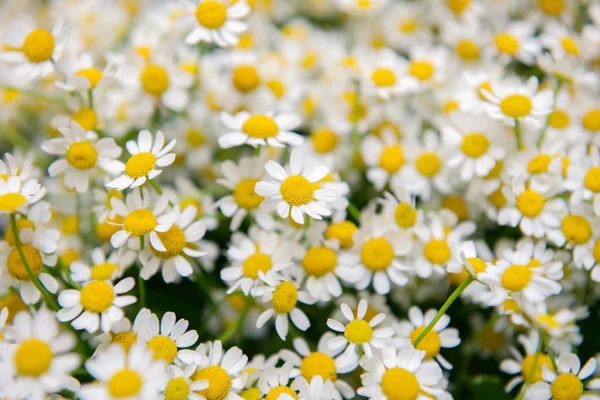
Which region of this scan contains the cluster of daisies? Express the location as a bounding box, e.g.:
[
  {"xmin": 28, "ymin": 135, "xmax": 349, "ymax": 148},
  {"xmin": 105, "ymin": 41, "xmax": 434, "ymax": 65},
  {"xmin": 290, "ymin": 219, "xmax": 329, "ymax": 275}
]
[{"xmin": 2, "ymin": 0, "xmax": 600, "ymax": 399}]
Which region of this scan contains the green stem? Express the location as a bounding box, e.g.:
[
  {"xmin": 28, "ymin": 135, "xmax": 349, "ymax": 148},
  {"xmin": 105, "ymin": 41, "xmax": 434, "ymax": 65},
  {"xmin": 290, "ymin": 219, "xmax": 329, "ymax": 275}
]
[
  {"xmin": 514, "ymin": 119, "xmax": 523, "ymax": 150},
  {"xmin": 148, "ymin": 179, "xmax": 163, "ymax": 195},
  {"xmin": 217, "ymin": 297, "xmax": 250, "ymax": 343},
  {"xmin": 413, "ymin": 275, "xmax": 474, "ymax": 347},
  {"xmin": 536, "ymin": 79, "xmax": 562, "ymax": 149},
  {"xmin": 57, "ymin": 259, "xmax": 81, "ymax": 290},
  {"xmin": 137, "ymin": 273, "xmax": 146, "ymax": 310},
  {"xmin": 540, "ymin": 331, "xmax": 558, "ymax": 372},
  {"xmin": 515, "ymin": 337, "xmax": 544, "ymax": 400},
  {"xmin": 347, "ymin": 202, "xmax": 361, "ymax": 224},
  {"xmin": 10, "ymin": 214, "xmax": 59, "ymax": 311},
  {"xmin": 87, "ymin": 89, "xmax": 94, "ymax": 109}
]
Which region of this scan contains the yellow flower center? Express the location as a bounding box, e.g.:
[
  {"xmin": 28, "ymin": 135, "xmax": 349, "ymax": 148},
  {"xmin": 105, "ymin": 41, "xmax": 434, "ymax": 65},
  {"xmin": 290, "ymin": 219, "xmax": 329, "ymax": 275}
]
[
  {"xmin": 379, "ymin": 145, "xmax": 404, "ymax": 173},
  {"xmin": 272, "ymin": 282, "xmax": 298, "ymax": 313},
  {"xmin": 265, "ymin": 386, "xmax": 297, "ymax": 400},
  {"xmin": 150, "ymin": 225, "xmax": 186, "ymax": 259},
  {"xmin": 410, "ymin": 327, "xmax": 441, "ymax": 359},
  {"xmin": 112, "ymin": 332, "xmax": 137, "ymax": 352},
  {"xmin": 521, "ymin": 354, "xmax": 552, "ymax": 383},
  {"xmin": 124, "ymin": 209, "xmax": 157, "ymax": 236},
  {"xmin": 500, "ymin": 94, "xmax": 533, "ymax": 118},
  {"xmin": 80, "ymin": 280, "xmax": 115, "ymax": 313},
  {"xmin": 267, "ymin": 79, "xmax": 285, "ymax": 98},
  {"xmin": 191, "ymin": 365, "xmax": 232, "ymax": 400},
  {"xmin": 443, "ymin": 196, "xmax": 468, "ymax": 221},
  {"xmin": 561, "ymin": 37, "xmax": 580, "ymax": 56},
  {"xmin": 394, "ymin": 203, "xmax": 417, "ymax": 228},
  {"xmin": 76, "ymin": 67, "xmax": 103, "ymax": 88},
  {"xmin": 325, "ymin": 221, "xmax": 357, "ymax": 249},
  {"xmin": 561, "ymin": 215, "xmax": 592, "ymax": 245},
  {"xmin": 66, "ymin": 142, "xmax": 98, "ymax": 170},
  {"xmin": 165, "ymin": 377, "xmax": 191, "ymax": 400},
  {"xmin": 528, "ymin": 154, "xmax": 552, "ymax": 174},
  {"xmin": 61, "ymin": 215, "xmax": 80, "ymax": 235},
  {"xmin": 409, "ymin": 61, "xmax": 434, "ymax": 81},
  {"xmin": 467, "ymin": 257, "xmax": 487, "ymax": 273},
  {"xmin": 195, "ymin": 1, "xmax": 227, "ymax": 29},
  {"xmin": 549, "ymin": 110, "xmax": 570, "ymax": 129},
  {"xmin": 516, "ymin": 189, "xmax": 545, "ymax": 218},
  {"xmin": 551, "ymin": 373, "xmax": 583, "ymax": 400},
  {"xmin": 495, "ymin": 33, "xmax": 519, "ymax": 55},
  {"xmin": 22, "ymin": 29, "xmax": 55, "ymax": 63},
  {"xmin": 443, "ymin": 100, "xmax": 459, "ymax": 114},
  {"xmin": 345, "ymin": 319, "xmax": 373, "ymax": 344},
  {"xmin": 3, "ymin": 88, "xmax": 20, "ymax": 103},
  {"xmin": 233, "ymin": 178, "xmax": 263, "ymax": 210},
  {"xmin": 91, "ymin": 262, "xmax": 119, "ymax": 280},
  {"xmin": 232, "ymin": 65, "xmax": 260, "ymax": 93},
  {"xmin": 108, "ymin": 369, "xmax": 143, "ymax": 398},
  {"xmin": 5, "ymin": 218, "xmax": 35, "ymax": 247},
  {"xmin": 280, "ymin": 175, "xmax": 315, "ymax": 206},
  {"xmin": 72, "ymin": 107, "xmax": 98, "ymax": 131},
  {"xmin": 186, "ymin": 129, "xmax": 206, "ymax": 147},
  {"xmin": 0, "ymin": 193, "xmax": 27, "ymax": 213},
  {"xmin": 96, "ymin": 215, "xmax": 123, "ymax": 243},
  {"xmin": 461, "ymin": 133, "xmax": 489, "ymax": 158},
  {"xmin": 14, "ymin": 339, "xmax": 53, "ymax": 376},
  {"xmin": 300, "ymin": 352, "xmax": 337, "ymax": 381},
  {"xmin": 241, "ymin": 388, "xmax": 261, "ymax": 400},
  {"xmin": 456, "ymin": 40, "xmax": 480, "ymax": 61},
  {"xmin": 0, "ymin": 293, "xmax": 27, "ymax": 324},
  {"xmin": 311, "ymin": 129, "xmax": 338, "ymax": 154},
  {"xmin": 361, "ymin": 237, "xmax": 394, "ymax": 271},
  {"xmin": 242, "ymin": 115, "xmax": 278, "ymax": 139},
  {"xmin": 242, "ymin": 253, "xmax": 272, "ymax": 279},
  {"xmin": 488, "ymin": 187, "xmax": 507, "ymax": 208},
  {"xmin": 583, "ymin": 109, "xmax": 600, "ymax": 132},
  {"xmin": 371, "ymin": 68, "xmax": 397, "ymax": 87},
  {"xmin": 7, "ymin": 246, "xmax": 42, "ymax": 281},
  {"xmin": 583, "ymin": 166, "xmax": 600, "ymax": 193},
  {"xmin": 537, "ymin": 314, "xmax": 560, "ymax": 329},
  {"xmin": 593, "ymin": 239, "xmax": 600, "ymax": 262},
  {"xmin": 147, "ymin": 335, "xmax": 178, "ymax": 364},
  {"xmin": 416, "ymin": 152, "xmax": 441, "ymax": 177},
  {"xmin": 302, "ymin": 246, "xmax": 337, "ymax": 277},
  {"xmin": 399, "ymin": 19, "xmax": 418, "ymax": 33},
  {"xmin": 125, "ymin": 152, "xmax": 157, "ymax": 178},
  {"xmin": 424, "ymin": 239, "xmax": 451, "ymax": 265},
  {"xmin": 539, "ymin": 0, "xmax": 564, "ymax": 15},
  {"xmin": 141, "ymin": 64, "xmax": 169, "ymax": 95},
  {"xmin": 381, "ymin": 367, "xmax": 420, "ymax": 400},
  {"xmin": 501, "ymin": 265, "xmax": 532, "ymax": 291},
  {"xmin": 60, "ymin": 248, "xmax": 79, "ymax": 267}
]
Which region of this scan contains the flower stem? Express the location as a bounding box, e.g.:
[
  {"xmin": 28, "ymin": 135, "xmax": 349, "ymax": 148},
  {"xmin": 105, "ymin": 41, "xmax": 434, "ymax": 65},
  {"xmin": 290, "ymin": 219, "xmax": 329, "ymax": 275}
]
[
  {"xmin": 540, "ymin": 331, "xmax": 558, "ymax": 371},
  {"xmin": 10, "ymin": 214, "xmax": 59, "ymax": 311},
  {"xmin": 515, "ymin": 337, "xmax": 544, "ymax": 400},
  {"xmin": 514, "ymin": 119, "xmax": 523, "ymax": 150},
  {"xmin": 148, "ymin": 179, "xmax": 163, "ymax": 195},
  {"xmin": 536, "ymin": 79, "xmax": 562, "ymax": 149},
  {"xmin": 413, "ymin": 275, "xmax": 474, "ymax": 347},
  {"xmin": 138, "ymin": 272, "xmax": 146, "ymax": 310},
  {"xmin": 217, "ymin": 297, "xmax": 250, "ymax": 343},
  {"xmin": 347, "ymin": 202, "xmax": 361, "ymax": 224}
]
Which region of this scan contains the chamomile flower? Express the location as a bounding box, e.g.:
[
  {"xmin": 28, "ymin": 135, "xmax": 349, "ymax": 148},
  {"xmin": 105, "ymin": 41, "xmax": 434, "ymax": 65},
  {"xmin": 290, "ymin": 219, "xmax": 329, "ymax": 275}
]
[
  {"xmin": 527, "ymin": 353, "xmax": 600, "ymax": 400},
  {"xmin": 490, "ymin": 21, "xmax": 542, "ymax": 65},
  {"xmin": 327, "ymin": 299, "xmax": 393, "ymax": 358},
  {"xmin": 0, "ymin": 176, "xmax": 46, "ymax": 214},
  {"xmin": 0, "ymin": 308, "xmax": 80, "ymax": 399},
  {"xmin": 42, "ymin": 121, "xmax": 122, "ymax": 193},
  {"xmin": 500, "ymin": 330, "xmax": 552, "ymax": 393},
  {"xmin": 358, "ymin": 343, "xmax": 444, "ymax": 400},
  {"xmin": 177, "ymin": 340, "xmax": 248, "ymax": 400},
  {"xmin": 255, "ymin": 149, "xmax": 339, "ymax": 224},
  {"xmin": 5, "ymin": 201, "xmax": 60, "ymax": 255},
  {"xmin": 138, "ymin": 205, "xmax": 207, "ymax": 283},
  {"xmin": 565, "ymin": 147, "xmax": 600, "ymax": 215},
  {"xmin": 137, "ymin": 310, "xmax": 199, "ymax": 365},
  {"xmin": 219, "ymin": 111, "xmax": 303, "ymax": 149},
  {"xmin": 547, "ymin": 204, "xmax": 597, "ymax": 267},
  {"xmin": 255, "ymin": 362, "xmax": 298, "ymax": 399},
  {"xmin": 0, "ymin": 17, "xmax": 65, "ymax": 79},
  {"xmin": 0, "ymin": 153, "xmax": 34, "ymax": 182},
  {"xmin": 362, "ymin": 49, "xmax": 414, "ymax": 100},
  {"xmin": 293, "ymin": 375, "xmax": 337, "ymax": 400},
  {"xmin": 56, "ymin": 277, "xmax": 137, "ymax": 333},
  {"xmin": 55, "ymin": 52, "xmax": 114, "ymax": 92},
  {"xmin": 106, "ymin": 130, "xmax": 176, "ymax": 190},
  {"xmin": 181, "ymin": 0, "xmax": 251, "ymax": 47},
  {"xmin": 78, "ymin": 343, "xmax": 168, "ymax": 400},
  {"xmin": 109, "ymin": 187, "xmax": 176, "ymax": 251},
  {"xmin": 70, "ymin": 247, "xmax": 136, "ymax": 284},
  {"xmin": 163, "ymin": 364, "xmax": 201, "ymax": 400},
  {"xmin": 360, "ymin": 129, "xmax": 406, "ymax": 191},
  {"xmin": 483, "ymin": 77, "xmax": 554, "ymax": 128},
  {"xmin": 395, "ymin": 306, "xmax": 461, "ymax": 370},
  {"xmin": 405, "ymin": 45, "xmax": 449, "ymax": 90}
]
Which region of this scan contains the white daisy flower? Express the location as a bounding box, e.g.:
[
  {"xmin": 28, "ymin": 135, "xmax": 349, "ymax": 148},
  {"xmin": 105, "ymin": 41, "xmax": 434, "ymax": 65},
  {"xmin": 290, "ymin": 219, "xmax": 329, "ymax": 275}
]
[
  {"xmin": 405, "ymin": 45, "xmax": 449, "ymax": 90},
  {"xmin": 137, "ymin": 310, "xmax": 199, "ymax": 365},
  {"xmin": 109, "ymin": 187, "xmax": 176, "ymax": 251},
  {"xmin": 361, "ymin": 49, "xmax": 415, "ymax": 100},
  {"xmin": 138, "ymin": 205, "xmax": 207, "ymax": 283},
  {"xmin": 565, "ymin": 147, "xmax": 600, "ymax": 215},
  {"xmin": 489, "ymin": 21, "xmax": 542, "ymax": 65},
  {"xmin": 255, "ymin": 362, "xmax": 297, "ymax": 399},
  {"xmin": 357, "ymin": 343, "xmax": 444, "ymax": 400},
  {"xmin": 164, "ymin": 364, "xmax": 202, "ymax": 400},
  {"xmin": 181, "ymin": 0, "xmax": 251, "ymax": 48},
  {"xmin": 0, "ymin": 153, "xmax": 34, "ymax": 182},
  {"xmin": 56, "ymin": 277, "xmax": 137, "ymax": 333},
  {"xmin": 220, "ymin": 227, "xmax": 293, "ymax": 295},
  {"xmin": 0, "ymin": 308, "xmax": 80, "ymax": 399},
  {"xmin": 42, "ymin": 121, "xmax": 122, "ymax": 193},
  {"xmin": 78, "ymin": 343, "xmax": 168, "ymax": 400},
  {"xmin": 528, "ymin": 353, "xmax": 600, "ymax": 400},
  {"xmin": 293, "ymin": 375, "xmax": 337, "ymax": 400},
  {"xmin": 0, "ymin": 176, "xmax": 46, "ymax": 215},
  {"xmin": 394, "ymin": 306, "xmax": 461, "ymax": 370},
  {"xmin": 106, "ymin": 130, "xmax": 176, "ymax": 190},
  {"xmin": 55, "ymin": 52, "xmax": 114, "ymax": 93},
  {"xmin": 255, "ymin": 149, "xmax": 339, "ymax": 225},
  {"xmin": 0, "ymin": 17, "xmax": 66, "ymax": 79},
  {"xmin": 327, "ymin": 299, "xmax": 394, "ymax": 358},
  {"xmin": 279, "ymin": 333, "xmax": 357, "ymax": 399},
  {"xmin": 5, "ymin": 201, "xmax": 60, "ymax": 256},
  {"xmin": 483, "ymin": 76, "xmax": 554, "ymax": 128},
  {"xmin": 547, "ymin": 203, "xmax": 597, "ymax": 267},
  {"xmin": 360, "ymin": 129, "xmax": 406, "ymax": 191},
  {"xmin": 177, "ymin": 340, "xmax": 248, "ymax": 400},
  {"xmin": 70, "ymin": 247, "xmax": 136, "ymax": 284},
  {"xmin": 219, "ymin": 111, "xmax": 303, "ymax": 149}
]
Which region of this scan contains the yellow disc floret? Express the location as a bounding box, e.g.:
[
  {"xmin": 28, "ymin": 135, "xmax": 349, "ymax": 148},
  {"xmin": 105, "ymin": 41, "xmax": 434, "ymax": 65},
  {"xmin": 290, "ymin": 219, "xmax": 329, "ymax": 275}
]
[
  {"xmin": 551, "ymin": 373, "xmax": 583, "ymax": 400},
  {"xmin": 302, "ymin": 246, "xmax": 337, "ymax": 277},
  {"xmin": 5, "ymin": 218, "xmax": 35, "ymax": 247},
  {"xmin": 141, "ymin": 65, "xmax": 169, "ymax": 95},
  {"xmin": 410, "ymin": 327, "xmax": 441, "ymax": 359},
  {"xmin": 345, "ymin": 319, "xmax": 373, "ymax": 344},
  {"xmin": 108, "ymin": 369, "xmax": 143, "ymax": 398},
  {"xmin": 381, "ymin": 367, "xmax": 420, "ymax": 400},
  {"xmin": 371, "ymin": 68, "xmax": 396, "ymax": 87},
  {"xmin": 0, "ymin": 193, "xmax": 27, "ymax": 213},
  {"xmin": 76, "ymin": 68, "xmax": 103, "ymax": 88},
  {"xmin": 112, "ymin": 332, "xmax": 137, "ymax": 352},
  {"xmin": 516, "ymin": 189, "xmax": 545, "ymax": 218},
  {"xmin": 280, "ymin": 175, "xmax": 315, "ymax": 206},
  {"xmin": 501, "ymin": 265, "xmax": 532, "ymax": 291},
  {"xmin": 125, "ymin": 152, "xmax": 157, "ymax": 178},
  {"xmin": 150, "ymin": 225, "xmax": 186, "ymax": 259},
  {"xmin": 242, "ymin": 115, "xmax": 279, "ymax": 139},
  {"xmin": 521, "ymin": 353, "xmax": 552, "ymax": 383},
  {"xmin": 495, "ymin": 33, "xmax": 519, "ymax": 55},
  {"xmin": 379, "ymin": 145, "xmax": 404, "ymax": 173},
  {"xmin": 300, "ymin": 352, "xmax": 337, "ymax": 381},
  {"xmin": 66, "ymin": 142, "xmax": 98, "ymax": 170},
  {"xmin": 91, "ymin": 262, "xmax": 119, "ymax": 280},
  {"xmin": 165, "ymin": 377, "xmax": 191, "ymax": 400},
  {"xmin": 22, "ymin": 29, "xmax": 55, "ymax": 63},
  {"xmin": 72, "ymin": 108, "xmax": 98, "ymax": 131},
  {"xmin": 232, "ymin": 65, "xmax": 260, "ymax": 93},
  {"xmin": 272, "ymin": 282, "xmax": 298, "ymax": 313},
  {"xmin": 416, "ymin": 152, "xmax": 441, "ymax": 177},
  {"xmin": 409, "ymin": 61, "xmax": 434, "ymax": 81},
  {"xmin": 148, "ymin": 335, "xmax": 178, "ymax": 364},
  {"xmin": 195, "ymin": 1, "xmax": 227, "ymax": 29},
  {"xmin": 14, "ymin": 339, "xmax": 53, "ymax": 376},
  {"xmin": 500, "ymin": 94, "xmax": 532, "ymax": 118},
  {"xmin": 584, "ymin": 167, "xmax": 600, "ymax": 192},
  {"xmin": 80, "ymin": 281, "xmax": 115, "ymax": 313},
  {"xmin": 191, "ymin": 365, "xmax": 232, "ymax": 400},
  {"xmin": 395, "ymin": 203, "xmax": 417, "ymax": 228},
  {"xmin": 461, "ymin": 133, "xmax": 489, "ymax": 158},
  {"xmin": 361, "ymin": 238, "xmax": 394, "ymax": 271},
  {"xmin": 234, "ymin": 178, "xmax": 263, "ymax": 210},
  {"xmin": 7, "ymin": 246, "xmax": 42, "ymax": 281},
  {"xmin": 325, "ymin": 221, "xmax": 357, "ymax": 249},
  {"xmin": 311, "ymin": 129, "xmax": 338, "ymax": 154},
  {"xmin": 424, "ymin": 239, "xmax": 451, "ymax": 265},
  {"xmin": 561, "ymin": 215, "xmax": 592, "ymax": 245},
  {"xmin": 582, "ymin": 109, "xmax": 600, "ymax": 132},
  {"xmin": 124, "ymin": 209, "xmax": 157, "ymax": 236},
  {"xmin": 242, "ymin": 253, "xmax": 272, "ymax": 279}
]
